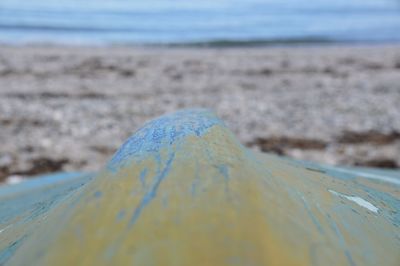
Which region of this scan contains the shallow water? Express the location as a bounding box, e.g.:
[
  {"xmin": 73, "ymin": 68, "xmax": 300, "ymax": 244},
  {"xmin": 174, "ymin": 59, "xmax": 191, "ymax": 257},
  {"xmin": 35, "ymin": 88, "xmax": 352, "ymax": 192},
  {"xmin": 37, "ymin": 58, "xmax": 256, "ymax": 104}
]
[{"xmin": 0, "ymin": 0, "xmax": 400, "ymax": 45}]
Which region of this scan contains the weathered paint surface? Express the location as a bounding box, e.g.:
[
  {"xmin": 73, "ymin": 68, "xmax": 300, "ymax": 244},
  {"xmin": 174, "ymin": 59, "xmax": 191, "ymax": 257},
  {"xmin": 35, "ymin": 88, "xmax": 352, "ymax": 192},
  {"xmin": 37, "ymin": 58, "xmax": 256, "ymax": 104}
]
[{"xmin": 0, "ymin": 109, "xmax": 399, "ymax": 265}]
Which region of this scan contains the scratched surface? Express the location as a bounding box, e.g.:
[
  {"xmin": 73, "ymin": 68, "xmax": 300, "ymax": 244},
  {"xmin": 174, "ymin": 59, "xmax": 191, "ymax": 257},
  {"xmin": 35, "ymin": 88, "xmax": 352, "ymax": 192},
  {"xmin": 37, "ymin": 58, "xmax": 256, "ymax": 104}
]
[{"xmin": 0, "ymin": 109, "xmax": 399, "ymax": 265}]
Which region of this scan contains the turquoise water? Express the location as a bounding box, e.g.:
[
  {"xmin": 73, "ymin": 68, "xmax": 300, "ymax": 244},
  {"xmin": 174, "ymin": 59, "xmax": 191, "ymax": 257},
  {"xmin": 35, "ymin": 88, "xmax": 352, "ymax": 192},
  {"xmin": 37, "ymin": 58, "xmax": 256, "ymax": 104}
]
[{"xmin": 0, "ymin": 0, "xmax": 400, "ymax": 45}]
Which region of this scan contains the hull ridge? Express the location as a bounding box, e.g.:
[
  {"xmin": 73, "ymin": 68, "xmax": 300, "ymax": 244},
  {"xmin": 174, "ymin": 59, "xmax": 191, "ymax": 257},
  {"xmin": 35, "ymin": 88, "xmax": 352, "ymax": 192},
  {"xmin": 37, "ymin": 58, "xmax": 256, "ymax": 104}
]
[{"xmin": 1, "ymin": 109, "xmax": 399, "ymax": 265}]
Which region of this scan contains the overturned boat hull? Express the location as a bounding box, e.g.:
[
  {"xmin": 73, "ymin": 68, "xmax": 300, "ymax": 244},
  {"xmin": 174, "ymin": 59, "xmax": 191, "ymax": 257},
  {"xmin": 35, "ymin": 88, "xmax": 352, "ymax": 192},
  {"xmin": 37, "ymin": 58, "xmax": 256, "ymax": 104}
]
[{"xmin": 1, "ymin": 110, "xmax": 399, "ymax": 265}]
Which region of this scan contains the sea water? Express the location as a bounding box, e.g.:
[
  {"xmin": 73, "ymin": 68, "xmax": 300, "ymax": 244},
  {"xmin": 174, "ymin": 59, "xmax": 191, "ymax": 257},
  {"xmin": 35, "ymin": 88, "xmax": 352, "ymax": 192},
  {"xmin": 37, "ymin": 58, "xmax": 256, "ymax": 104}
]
[{"xmin": 0, "ymin": 0, "xmax": 399, "ymax": 45}]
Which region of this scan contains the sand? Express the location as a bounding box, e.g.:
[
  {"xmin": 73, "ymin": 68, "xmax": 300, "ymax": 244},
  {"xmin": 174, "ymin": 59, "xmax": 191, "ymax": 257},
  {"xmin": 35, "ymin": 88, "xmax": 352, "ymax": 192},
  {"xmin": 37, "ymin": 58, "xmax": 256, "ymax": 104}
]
[{"xmin": 1, "ymin": 44, "xmax": 400, "ymax": 182}]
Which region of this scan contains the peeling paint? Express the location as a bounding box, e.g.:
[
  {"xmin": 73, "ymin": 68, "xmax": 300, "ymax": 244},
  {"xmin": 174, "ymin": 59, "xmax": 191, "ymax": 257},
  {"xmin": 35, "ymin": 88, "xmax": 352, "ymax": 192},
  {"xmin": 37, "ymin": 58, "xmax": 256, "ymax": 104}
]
[{"xmin": 329, "ymin": 189, "xmax": 379, "ymax": 213}]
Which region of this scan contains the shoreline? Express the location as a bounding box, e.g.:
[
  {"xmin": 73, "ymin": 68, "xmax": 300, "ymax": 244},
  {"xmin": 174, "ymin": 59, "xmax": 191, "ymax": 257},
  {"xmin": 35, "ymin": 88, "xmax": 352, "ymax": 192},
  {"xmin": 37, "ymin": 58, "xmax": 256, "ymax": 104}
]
[
  {"xmin": 2, "ymin": 39, "xmax": 400, "ymax": 49},
  {"xmin": 1, "ymin": 43, "xmax": 400, "ymax": 183}
]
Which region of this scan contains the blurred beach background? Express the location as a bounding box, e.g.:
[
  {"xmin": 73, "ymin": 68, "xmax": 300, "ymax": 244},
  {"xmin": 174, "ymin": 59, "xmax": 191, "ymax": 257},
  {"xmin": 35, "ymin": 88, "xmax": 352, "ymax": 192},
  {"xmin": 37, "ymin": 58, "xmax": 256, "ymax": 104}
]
[{"xmin": 0, "ymin": 0, "xmax": 400, "ymax": 184}]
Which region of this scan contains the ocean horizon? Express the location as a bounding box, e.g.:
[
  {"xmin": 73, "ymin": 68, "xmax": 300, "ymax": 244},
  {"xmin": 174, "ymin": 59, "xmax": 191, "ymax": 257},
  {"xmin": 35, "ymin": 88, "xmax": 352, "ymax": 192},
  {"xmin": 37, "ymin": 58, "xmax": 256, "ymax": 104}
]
[{"xmin": 1, "ymin": 0, "xmax": 400, "ymax": 46}]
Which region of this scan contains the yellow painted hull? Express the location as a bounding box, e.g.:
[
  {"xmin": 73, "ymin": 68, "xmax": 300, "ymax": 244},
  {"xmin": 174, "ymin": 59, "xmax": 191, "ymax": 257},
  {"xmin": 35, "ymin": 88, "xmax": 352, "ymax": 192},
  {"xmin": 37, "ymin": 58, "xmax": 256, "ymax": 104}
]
[{"xmin": 1, "ymin": 109, "xmax": 399, "ymax": 265}]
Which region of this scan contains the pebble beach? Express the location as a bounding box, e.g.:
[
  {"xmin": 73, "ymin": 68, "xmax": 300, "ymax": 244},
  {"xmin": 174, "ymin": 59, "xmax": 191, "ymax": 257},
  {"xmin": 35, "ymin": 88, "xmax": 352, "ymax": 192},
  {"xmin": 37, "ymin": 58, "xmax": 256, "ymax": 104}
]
[{"xmin": 1, "ymin": 44, "xmax": 400, "ymax": 183}]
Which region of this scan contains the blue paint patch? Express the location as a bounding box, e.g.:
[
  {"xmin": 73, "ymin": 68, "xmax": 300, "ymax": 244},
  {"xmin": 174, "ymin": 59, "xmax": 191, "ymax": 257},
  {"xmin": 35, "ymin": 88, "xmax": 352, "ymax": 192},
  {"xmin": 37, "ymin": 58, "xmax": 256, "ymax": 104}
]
[
  {"xmin": 0, "ymin": 172, "xmax": 93, "ymax": 225},
  {"xmin": 218, "ymin": 165, "xmax": 229, "ymax": 180},
  {"xmin": 191, "ymin": 182, "xmax": 197, "ymax": 197},
  {"xmin": 116, "ymin": 210, "xmax": 126, "ymax": 221},
  {"xmin": 162, "ymin": 194, "xmax": 169, "ymax": 209},
  {"xmin": 139, "ymin": 168, "xmax": 148, "ymax": 188},
  {"xmin": 0, "ymin": 172, "xmax": 93, "ymax": 199},
  {"xmin": 217, "ymin": 164, "xmax": 230, "ymax": 193},
  {"xmin": 0, "ymin": 235, "xmax": 26, "ymax": 265},
  {"xmin": 128, "ymin": 152, "xmax": 176, "ymax": 227},
  {"xmin": 359, "ymin": 185, "xmax": 400, "ymax": 227},
  {"xmin": 107, "ymin": 109, "xmax": 224, "ymax": 171},
  {"xmin": 190, "ymin": 162, "xmax": 201, "ymax": 197},
  {"xmin": 94, "ymin": 191, "xmax": 103, "ymax": 198},
  {"xmin": 329, "ymin": 217, "xmax": 355, "ymax": 266},
  {"xmin": 300, "ymin": 196, "xmax": 323, "ymax": 234},
  {"xmin": 345, "ymin": 250, "xmax": 356, "ymax": 266}
]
